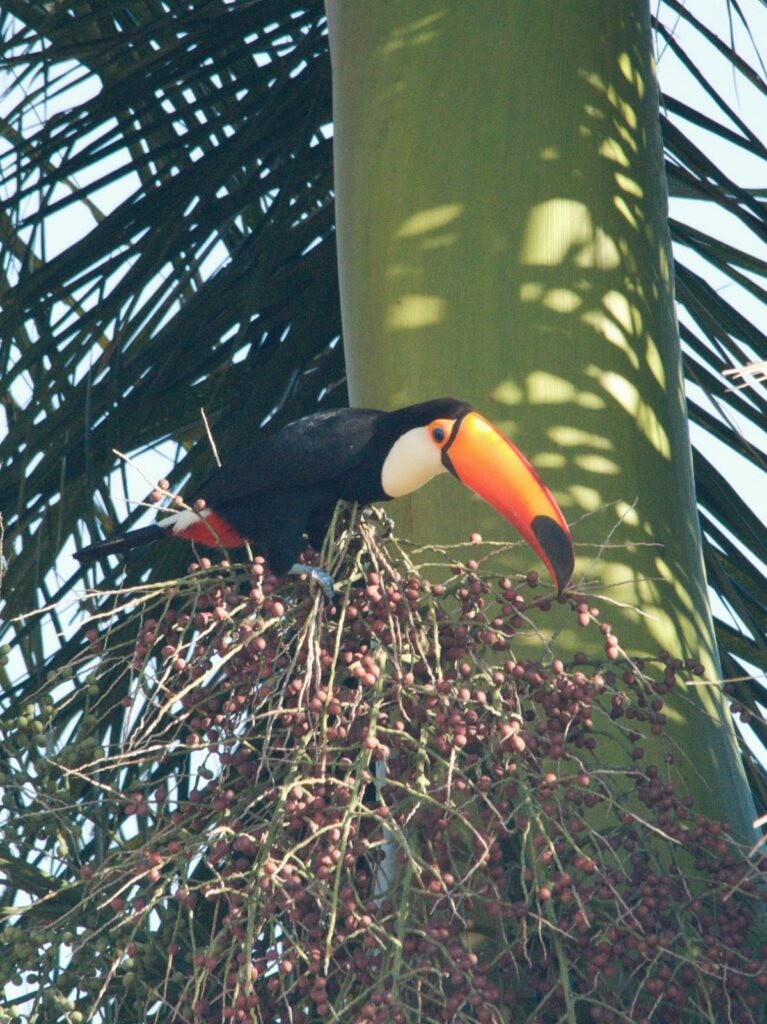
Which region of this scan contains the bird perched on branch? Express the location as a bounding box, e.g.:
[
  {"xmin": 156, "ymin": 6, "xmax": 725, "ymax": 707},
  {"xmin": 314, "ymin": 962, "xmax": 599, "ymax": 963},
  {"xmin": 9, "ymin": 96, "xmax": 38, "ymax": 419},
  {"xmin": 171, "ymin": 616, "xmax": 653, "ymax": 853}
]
[{"xmin": 75, "ymin": 398, "xmax": 574, "ymax": 597}]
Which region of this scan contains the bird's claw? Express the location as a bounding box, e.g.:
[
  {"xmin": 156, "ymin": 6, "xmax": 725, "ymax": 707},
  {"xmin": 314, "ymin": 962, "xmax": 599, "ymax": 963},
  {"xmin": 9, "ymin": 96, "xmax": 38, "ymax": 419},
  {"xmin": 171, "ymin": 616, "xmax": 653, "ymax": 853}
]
[
  {"xmin": 289, "ymin": 563, "xmax": 335, "ymax": 602},
  {"xmin": 362, "ymin": 506, "xmax": 395, "ymax": 538}
]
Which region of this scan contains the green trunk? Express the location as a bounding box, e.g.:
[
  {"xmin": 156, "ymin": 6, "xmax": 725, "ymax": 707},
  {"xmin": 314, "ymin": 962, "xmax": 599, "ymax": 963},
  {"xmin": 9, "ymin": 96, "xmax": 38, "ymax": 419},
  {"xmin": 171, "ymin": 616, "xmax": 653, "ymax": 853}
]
[{"xmin": 327, "ymin": 1, "xmax": 754, "ymax": 839}]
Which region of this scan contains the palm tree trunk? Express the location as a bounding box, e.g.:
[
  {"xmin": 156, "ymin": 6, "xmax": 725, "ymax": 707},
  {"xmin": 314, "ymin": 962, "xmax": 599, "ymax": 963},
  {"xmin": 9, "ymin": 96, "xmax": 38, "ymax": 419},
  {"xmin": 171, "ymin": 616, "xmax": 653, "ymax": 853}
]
[{"xmin": 327, "ymin": 0, "xmax": 754, "ymax": 838}]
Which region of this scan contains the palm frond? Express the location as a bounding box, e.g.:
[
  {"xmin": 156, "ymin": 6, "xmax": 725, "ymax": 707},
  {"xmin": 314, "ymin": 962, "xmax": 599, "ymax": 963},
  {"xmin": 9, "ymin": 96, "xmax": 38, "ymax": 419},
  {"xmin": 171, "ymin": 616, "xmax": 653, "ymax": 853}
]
[
  {"xmin": 0, "ymin": 1, "xmax": 341, "ymax": 638},
  {"xmin": 656, "ymin": 1, "xmax": 767, "ymax": 762}
]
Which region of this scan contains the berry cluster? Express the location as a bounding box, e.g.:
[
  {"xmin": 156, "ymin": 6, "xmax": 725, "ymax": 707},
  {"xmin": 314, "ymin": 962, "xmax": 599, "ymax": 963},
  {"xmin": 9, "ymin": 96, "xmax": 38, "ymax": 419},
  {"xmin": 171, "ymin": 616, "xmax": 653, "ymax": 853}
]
[{"xmin": 0, "ymin": 528, "xmax": 764, "ymax": 1024}]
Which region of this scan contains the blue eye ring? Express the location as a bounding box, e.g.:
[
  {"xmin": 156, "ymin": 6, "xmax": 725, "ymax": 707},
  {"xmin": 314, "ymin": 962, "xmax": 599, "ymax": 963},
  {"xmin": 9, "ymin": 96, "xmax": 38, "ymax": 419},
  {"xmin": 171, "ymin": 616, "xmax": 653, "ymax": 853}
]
[{"xmin": 432, "ymin": 427, "xmax": 446, "ymax": 443}]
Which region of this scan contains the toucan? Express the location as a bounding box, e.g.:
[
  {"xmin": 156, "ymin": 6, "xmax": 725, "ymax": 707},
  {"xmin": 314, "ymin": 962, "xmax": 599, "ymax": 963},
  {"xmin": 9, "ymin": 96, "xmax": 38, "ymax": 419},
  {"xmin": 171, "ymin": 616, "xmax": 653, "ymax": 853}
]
[{"xmin": 75, "ymin": 398, "xmax": 574, "ymax": 595}]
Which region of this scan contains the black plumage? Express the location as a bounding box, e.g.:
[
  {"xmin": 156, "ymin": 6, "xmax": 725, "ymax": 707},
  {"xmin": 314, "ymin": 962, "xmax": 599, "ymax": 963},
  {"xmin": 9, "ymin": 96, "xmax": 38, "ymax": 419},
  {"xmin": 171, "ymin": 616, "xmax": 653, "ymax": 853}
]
[
  {"xmin": 194, "ymin": 399, "xmax": 471, "ymax": 571},
  {"xmin": 75, "ymin": 398, "xmax": 573, "ymax": 593}
]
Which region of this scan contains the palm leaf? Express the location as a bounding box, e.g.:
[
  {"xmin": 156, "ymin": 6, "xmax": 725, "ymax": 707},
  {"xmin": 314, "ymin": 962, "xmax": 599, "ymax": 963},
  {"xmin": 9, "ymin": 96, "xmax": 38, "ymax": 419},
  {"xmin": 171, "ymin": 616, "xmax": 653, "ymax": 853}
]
[
  {"xmin": 657, "ymin": 3, "xmax": 767, "ymax": 759},
  {"xmin": 1, "ymin": 1, "xmax": 342, "ymax": 631}
]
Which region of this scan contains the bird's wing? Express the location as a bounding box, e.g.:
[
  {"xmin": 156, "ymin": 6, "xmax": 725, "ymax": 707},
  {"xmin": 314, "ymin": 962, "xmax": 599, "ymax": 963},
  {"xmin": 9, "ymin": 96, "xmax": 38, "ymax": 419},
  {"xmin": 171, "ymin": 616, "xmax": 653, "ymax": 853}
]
[{"xmin": 196, "ymin": 408, "xmax": 382, "ymax": 507}]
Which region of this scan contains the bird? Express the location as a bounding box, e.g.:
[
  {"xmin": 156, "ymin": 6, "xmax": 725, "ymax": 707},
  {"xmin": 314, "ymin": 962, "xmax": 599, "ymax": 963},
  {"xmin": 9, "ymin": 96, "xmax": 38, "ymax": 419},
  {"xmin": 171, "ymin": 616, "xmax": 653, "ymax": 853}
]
[{"xmin": 74, "ymin": 398, "xmax": 574, "ymax": 596}]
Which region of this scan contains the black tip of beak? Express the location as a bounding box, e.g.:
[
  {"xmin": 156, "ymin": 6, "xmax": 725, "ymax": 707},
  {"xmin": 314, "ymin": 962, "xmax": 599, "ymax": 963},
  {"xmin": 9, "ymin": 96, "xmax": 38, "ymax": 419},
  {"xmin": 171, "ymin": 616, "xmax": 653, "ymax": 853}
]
[{"xmin": 532, "ymin": 515, "xmax": 574, "ymax": 595}]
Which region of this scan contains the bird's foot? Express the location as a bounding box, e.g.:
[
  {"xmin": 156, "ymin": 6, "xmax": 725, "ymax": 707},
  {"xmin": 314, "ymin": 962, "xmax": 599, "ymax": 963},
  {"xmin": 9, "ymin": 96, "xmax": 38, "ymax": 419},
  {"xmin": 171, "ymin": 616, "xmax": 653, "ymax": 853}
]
[
  {"xmin": 289, "ymin": 563, "xmax": 334, "ymax": 602},
  {"xmin": 362, "ymin": 506, "xmax": 395, "ymax": 538}
]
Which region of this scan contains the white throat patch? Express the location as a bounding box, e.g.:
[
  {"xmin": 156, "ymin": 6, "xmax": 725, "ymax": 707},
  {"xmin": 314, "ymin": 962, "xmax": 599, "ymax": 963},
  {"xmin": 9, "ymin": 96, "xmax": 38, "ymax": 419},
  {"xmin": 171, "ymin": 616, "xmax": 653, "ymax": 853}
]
[{"xmin": 380, "ymin": 426, "xmax": 448, "ymax": 498}]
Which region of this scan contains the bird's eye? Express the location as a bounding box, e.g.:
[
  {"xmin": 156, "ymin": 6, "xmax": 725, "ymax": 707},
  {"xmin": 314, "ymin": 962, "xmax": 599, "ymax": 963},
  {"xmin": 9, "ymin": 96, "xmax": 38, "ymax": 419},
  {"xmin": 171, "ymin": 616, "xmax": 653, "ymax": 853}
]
[{"xmin": 432, "ymin": 427, "xmax": 446, "ymax": 444}]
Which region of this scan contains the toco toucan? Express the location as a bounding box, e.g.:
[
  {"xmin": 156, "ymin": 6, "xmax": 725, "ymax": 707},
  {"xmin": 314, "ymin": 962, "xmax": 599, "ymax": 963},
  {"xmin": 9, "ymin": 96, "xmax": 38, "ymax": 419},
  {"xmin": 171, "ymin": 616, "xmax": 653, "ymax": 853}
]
[{"xmin": 75, "ymin": 398, "xmax": 574, "ymax": 594}]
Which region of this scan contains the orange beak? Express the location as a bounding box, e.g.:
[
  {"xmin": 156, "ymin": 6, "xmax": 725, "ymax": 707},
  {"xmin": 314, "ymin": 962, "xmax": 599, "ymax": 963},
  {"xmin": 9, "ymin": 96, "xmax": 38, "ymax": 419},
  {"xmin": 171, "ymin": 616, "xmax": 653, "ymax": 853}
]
[{"xmin": 443, "ymin": 412, "xmax": 574, "ymax": 593}]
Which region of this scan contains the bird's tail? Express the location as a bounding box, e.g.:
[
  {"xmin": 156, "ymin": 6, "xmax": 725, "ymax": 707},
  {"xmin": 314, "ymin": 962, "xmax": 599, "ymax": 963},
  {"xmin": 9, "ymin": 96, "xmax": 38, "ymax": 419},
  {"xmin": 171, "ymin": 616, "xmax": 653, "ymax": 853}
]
[{"xmin": 74, "ymin": 524, "xmax": 167, "ymax": 563}]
